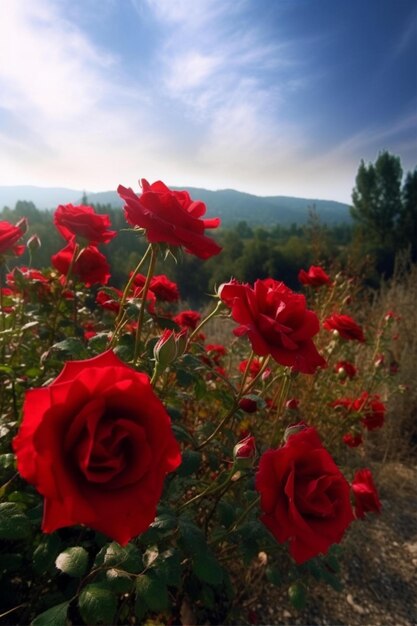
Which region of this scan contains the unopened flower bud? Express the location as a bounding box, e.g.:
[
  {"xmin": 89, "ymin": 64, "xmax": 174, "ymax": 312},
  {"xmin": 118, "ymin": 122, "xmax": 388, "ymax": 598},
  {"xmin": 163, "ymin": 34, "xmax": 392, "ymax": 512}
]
[
  {"xmin": 233, "ymin": 435, "xmax": 256, "ymax": 468},
  {"xmin": 374, "ymin": 354, "xmax": 385, "ymax": 368},
  {"xmin": 238, "ymin": 396, "xmax": 258, "ymax": 413},
  {"xmin": 285, "ymin": 398, "xmax": 300, "ymax": 411},
  {"xmin": 27, "ymin": 234, "xmax": 41, "ymax": 251},
  {"xmin": 16, "ymin": 217, "xmax": 28, "ymax": 234},
  {"xmin": 153, "ymin": 329, "xmax": 178, "ymax": 368},
  {"xmin": 283, "ymin": 421, "xmax": 307, "ymax": 442}
]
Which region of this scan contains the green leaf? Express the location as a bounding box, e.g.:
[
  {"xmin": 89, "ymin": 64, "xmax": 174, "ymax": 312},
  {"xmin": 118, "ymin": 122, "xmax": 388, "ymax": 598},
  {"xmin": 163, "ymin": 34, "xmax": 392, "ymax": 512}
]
[
  {"xmin": 0, "ymin": 453, "xmax": 15, "ymax": 469},
  {"xmin": 172, "ymin": 424, "xmax": 195, "ymax": 444},
  {"xmin": 55, "ymin": 547, "xmax": 88, "ymax": 578},
  {"xmin": 176, "ymin": 449, "xmax": 201, "ymax": 477},
  {"xmin": 217, "ymin": 501, "xmax": 236, "ymax": 528},
  {"xmin": 102, "ymin": 542, "xmax": 142, "ymax": 574},
  {"xmin": 33, "ymin": 535, "xmax": 62, "ymax": 574},
  {"xmin": 78, "ymin": 584, "xmax": 117, "ymax": 625},
  {"xmin": 265, "ymin": 565, "xmax": 282, "ymax": 586},
  {"xmin": 105, "ymin": 568, "xmax": 134, "ymax": 593},
  {"xmin": 0, "ymin": 502, "xmax": 31, "ymax": 540},
  {"xmin": 176, "ymin": 368, "xmax": 195, "ymax": 388},
  {"xmin": 151, "ymin": 511, "xmax": 177, "ymax": 532},
  {"xmin": 136, "ymin": 572, "xmax": 170, "ymax": 612},
  {"xmin": 200, "ymin": 584, "xmax": 216, "ymax": 609},
  {"xmin": 152, "ymin": 548, "xmax": 182, "ymax": 588},
  {"xmin": 31, "ymin": 601, "xmax": 69, "ymax": 626},
  {"xmin": 178, "ymin": 518, "xmax": 207, "ymax": 558},
  {"xmin": 288, "ymin": 582, "xmax": 307, "ymax": 610},
  {"xmin": 192, "ymin": 551, "xmax": 223, "ymax": 586},
  {"xmin": 51, "ymin": 338, "xmax": 86, "ymax": 358},
  {"xmin": 0, "ymin": 552, "xmax": 23, "ymax": 573}
]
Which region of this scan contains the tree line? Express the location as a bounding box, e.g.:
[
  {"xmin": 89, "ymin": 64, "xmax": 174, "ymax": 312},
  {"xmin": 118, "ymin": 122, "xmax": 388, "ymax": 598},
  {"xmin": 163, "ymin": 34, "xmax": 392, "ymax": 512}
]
[{"xmin": 1, "ymin": 152, "xmax": 415, "ymax": 305}]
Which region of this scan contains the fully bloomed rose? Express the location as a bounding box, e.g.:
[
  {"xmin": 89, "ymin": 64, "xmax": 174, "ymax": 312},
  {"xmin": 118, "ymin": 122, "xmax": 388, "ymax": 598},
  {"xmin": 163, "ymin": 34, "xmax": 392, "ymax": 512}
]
[
  {"xmin": 255, "ymin": 426, "xmax": 354, "ymax": 563},
  {"xmin": 323, "ymin": 313, "xmax": 365, "ymax": 342},
  {"xmin": 52, "ymin": 238, "xmax": 111, "ymax": 287},
  {"xmin": 351, "ymin": 469, "xmax": 382, "ymax": 519},
  {"xmin": 150, "ymin": 274, "xmax": 180, "ymax": 302},
  {"xmin": 13, "ymin": 350, "xmax": 181, "ymax": 544},
  {"xmin": 331, "ymin": 392, "xmax": 385, "ymax": 431},
  {"xmin": 298, "ymin": 265, "xmax": 331, "ymax": 287},
  {"xmin": 174, "ymin": 309, "xmax": 201, "ymax": 330},
  {"xmin": 54, "ymin": 204, "xmax": 116, "ymax": 244},
  {"xmin": 219, "ymin": 278, "xmax": 326, "ymax": 374},
  {"xmin": 0, "ymin": 218, "xmax": 27, "ymax": 257},
  {"xmin": 118, "ymin": 179, "xmax": 221, "ymax": 260}
]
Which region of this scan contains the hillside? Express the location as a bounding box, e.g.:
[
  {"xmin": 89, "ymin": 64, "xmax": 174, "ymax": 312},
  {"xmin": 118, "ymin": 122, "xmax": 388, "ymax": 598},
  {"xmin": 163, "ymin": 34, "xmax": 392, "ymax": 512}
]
[{"xmin": 0, "ymin": 185, "xmax": 351, "ymax": 226}]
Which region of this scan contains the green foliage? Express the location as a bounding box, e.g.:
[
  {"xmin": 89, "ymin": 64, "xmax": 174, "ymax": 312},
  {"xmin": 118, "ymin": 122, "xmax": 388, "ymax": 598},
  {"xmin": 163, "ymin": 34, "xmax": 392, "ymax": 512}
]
[
  {"xmin": 55, "ymin": 547, "xmax": 89, "ymax": 578},
  {"xmin": 31, "ymin": 601, "xmax": 70, "ymax": 626},
  {"xmin": 78, "ymin": 584, "xmax": 117, "ymax": 625}
]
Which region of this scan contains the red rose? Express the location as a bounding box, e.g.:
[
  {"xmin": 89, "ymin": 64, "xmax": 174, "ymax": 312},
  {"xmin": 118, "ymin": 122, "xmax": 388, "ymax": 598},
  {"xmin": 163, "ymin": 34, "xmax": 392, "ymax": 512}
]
[
  {"xmin": 335, "ymin": 360, "xmax": 357, "ymax": 380},
  {"xmin": 332, "ymin": 392, "xmax": 385, "ymax": 431},
  {"xmin": 96, "ymin": 288, "xmax": 122, "ymax": 313},
  {"xmin": 54, "ymin": 204, "xmax": 116, "ymax": 244},
  {"xmin": 351, "ymin": 469, "xmax": 382, "ymax": 519},
  {"xmin": 117, "ymin": 179, "xmax": 221, "ymax": 260},
  {"xmin": 220, "ymin": 278, "xmax": 326, "ymax": 374},
  {"xmin": 150, "ymin": 274, "xmax": 180, "ymax": 302},
  {"xmin": 206, "ymin": 344, "xmax": 227, "ymax": 357},
  {"xmin": 13, "ymin": 350, "xmax": 181, "ymax": 544},
  {"xmin": 342, "ymin": 432, "xmax": 363, "ymax": 448},
  {"xmin": 238, "ymin": 358, "xmax": 271, "ymax": 380},
  {"xmin": 52, "ymin": 238, "xmax": 111, "ymax": 287},
  {"xmin": 298, "ymin": 265, "xmax": 331, "ymax": 287},
  {"xmin": 358, "ymin": 394, "xmax": 385, "ymax": 431},
  {"xmin": 174, "ymin": 309, "xmax": 201, "ymax": 330},
  {"xmin": 256, "ymin": 426, "xmax": 354, "ymax": 563},
  {"xmin": 0, "ymin": 218, "xmax": 27, "ymax": 257},
  {"xmin": 323, "ymin": 313, "xmax": 365, "ymax": 342}
]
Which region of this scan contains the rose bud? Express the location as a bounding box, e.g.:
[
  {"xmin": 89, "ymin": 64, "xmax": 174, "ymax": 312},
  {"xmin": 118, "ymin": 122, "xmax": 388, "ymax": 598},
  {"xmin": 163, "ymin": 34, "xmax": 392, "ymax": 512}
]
[
  {"xmin": 285, "ymin": 398, "xmax": 300, "ymax": 411},
  {"xmin": 238, "ymin": 396, "xmax": 259, "ymax": 413},
  {"xmin": 374, "ymin": 354, "xmax": 385, "ymax": 368},
  {"xmin": 283, "ymin": 421, "xmax": 307, "ymax": 442},
  {"xmin": 154, "ymin": 329, "xmax": 178, "ymax": 368},
  {"xmin": 233, "ymin": 435, "xmax": 256, "ymax": 468},
  {"xmin": 27, "ymin": 234, "xmax": 41, "ymax": 252}
]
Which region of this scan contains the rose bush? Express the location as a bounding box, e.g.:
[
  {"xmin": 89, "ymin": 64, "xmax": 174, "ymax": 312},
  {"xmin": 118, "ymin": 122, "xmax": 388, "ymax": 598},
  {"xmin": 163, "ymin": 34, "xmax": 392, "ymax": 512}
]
[
  {"xmin": 0, "ymin": 183, "xmax": 397, "ymax": 625},
  {"xmin": 13, "ymin": 350, "xmax": 181, "ymax": 544}
]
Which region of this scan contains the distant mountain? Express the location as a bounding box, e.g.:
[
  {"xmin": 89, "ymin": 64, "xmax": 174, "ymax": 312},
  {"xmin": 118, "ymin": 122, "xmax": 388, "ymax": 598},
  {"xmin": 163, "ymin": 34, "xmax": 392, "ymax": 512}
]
[
  {"xmin": 0, "ymin": 184, "xmax": 351, "ymax": 226},
  {"xmin": 88, "ymin": 187, "xmax": 351, "ymax": 226},
  {"xmin": 0, "ymin": 185, "xmax": 86, "ymax": 209}
]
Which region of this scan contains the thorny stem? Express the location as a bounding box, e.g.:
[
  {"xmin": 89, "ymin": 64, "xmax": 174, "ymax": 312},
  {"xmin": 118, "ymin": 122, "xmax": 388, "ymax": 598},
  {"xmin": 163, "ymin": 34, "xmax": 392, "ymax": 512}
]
[
  {"xmin": 133, "ymin": 245, "xmax": 158, "ymax": 364},
  {"xmin": 47, "ymin": 242, "xmax": 81, "ymax": 350},
  {"xmin": 269, "ymin": 373, "xmax": 292, "ymax": 448},
  {"xmin": 186, "ymin": 300, "xmax": 223, "ymax": 348},
  {"xmin": 196, "ymin": 352, "xmax": 269, "ymax": 451},
  {"xmin": 109, "ymin": 243, "xmax": 152, "ymax": 348},
  {"xmin": 178, "ymin": 467, "xmax": 237, "ymax": 511}
]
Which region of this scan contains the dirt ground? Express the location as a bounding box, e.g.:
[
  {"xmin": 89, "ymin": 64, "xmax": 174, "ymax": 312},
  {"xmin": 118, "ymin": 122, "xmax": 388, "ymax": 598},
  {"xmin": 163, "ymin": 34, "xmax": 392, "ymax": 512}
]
[{"xmin": 249, "ymin": 461, "xmax": 417, "ymax": 626}]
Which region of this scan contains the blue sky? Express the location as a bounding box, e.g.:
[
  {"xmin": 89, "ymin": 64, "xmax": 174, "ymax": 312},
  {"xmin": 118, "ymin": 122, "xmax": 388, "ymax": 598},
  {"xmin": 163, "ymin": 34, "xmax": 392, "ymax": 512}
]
[{"xmin": 0, "ymin": 0, "xmax": 415, "ymax": 203}]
